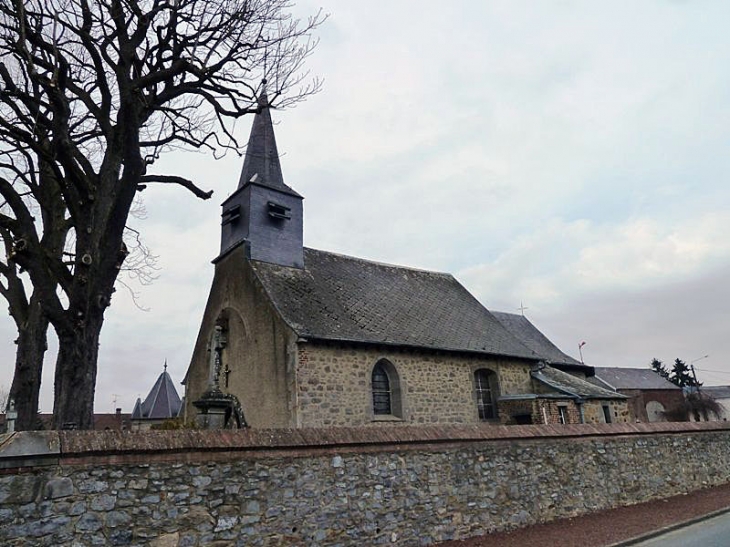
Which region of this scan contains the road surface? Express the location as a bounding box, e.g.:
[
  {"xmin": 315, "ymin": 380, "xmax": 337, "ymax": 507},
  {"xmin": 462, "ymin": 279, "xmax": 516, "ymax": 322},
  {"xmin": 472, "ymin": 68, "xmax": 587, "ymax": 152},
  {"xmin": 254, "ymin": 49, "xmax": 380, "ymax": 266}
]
[{"xmin": 629, "ymin": 510, "xmax": 730, "ymax": 547}]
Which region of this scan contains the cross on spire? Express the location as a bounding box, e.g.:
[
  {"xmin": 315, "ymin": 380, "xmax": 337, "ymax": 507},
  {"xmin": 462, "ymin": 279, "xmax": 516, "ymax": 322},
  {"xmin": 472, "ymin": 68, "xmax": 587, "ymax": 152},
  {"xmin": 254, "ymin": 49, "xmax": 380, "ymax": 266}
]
[{"xmin": 517, "ymin": 301, "xmax": 529, "ymax": 316}]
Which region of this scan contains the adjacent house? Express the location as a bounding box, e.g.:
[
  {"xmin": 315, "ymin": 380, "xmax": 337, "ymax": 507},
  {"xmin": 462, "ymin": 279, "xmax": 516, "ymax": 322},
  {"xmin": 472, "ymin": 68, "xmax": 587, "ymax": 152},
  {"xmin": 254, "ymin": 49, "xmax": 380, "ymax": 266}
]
[
  {"xmin": 182, "ymin": 90, "xmax": 630, "ymax": 429},
  {"xmin": 590, "ymin": 367, "xmax": 684, "ymax": 422},
  {"xmin": 0, "ymin": 410, "xmax": 130, "ymax": 433}
]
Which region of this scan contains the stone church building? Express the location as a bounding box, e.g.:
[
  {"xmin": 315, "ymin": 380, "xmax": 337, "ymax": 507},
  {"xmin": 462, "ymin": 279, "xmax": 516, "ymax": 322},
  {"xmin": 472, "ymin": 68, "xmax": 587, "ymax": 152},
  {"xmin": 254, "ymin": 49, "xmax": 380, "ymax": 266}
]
[{"xmin": 183, "ymin": 92, "xmax": 628, "ymax": 429}]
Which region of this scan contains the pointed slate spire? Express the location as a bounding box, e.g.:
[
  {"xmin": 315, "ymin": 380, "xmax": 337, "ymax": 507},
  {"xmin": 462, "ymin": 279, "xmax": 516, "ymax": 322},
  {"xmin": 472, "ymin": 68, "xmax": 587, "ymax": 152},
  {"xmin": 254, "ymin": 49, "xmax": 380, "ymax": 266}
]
[
  {"xmin": 217, "ymin": 80, "xmax": 304, "ymax": 268},
  {"xmin": 237, "ymin": 82, "xmax": 300, "ymax": 197},
  {"xmin": 131, "ymin": 364, "xmax": 182, "ymax": 420}
]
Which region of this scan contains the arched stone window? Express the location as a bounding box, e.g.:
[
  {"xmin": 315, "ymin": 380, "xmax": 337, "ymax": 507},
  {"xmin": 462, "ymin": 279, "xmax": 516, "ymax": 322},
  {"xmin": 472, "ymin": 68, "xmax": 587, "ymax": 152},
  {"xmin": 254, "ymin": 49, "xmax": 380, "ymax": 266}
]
[
  {"xmin": 474, "ymin": 368, "xmax": 499, "ymax": 421},
  {"xmin": 371, "ymin": 360, "xmax": 402, "ymax": 418}
]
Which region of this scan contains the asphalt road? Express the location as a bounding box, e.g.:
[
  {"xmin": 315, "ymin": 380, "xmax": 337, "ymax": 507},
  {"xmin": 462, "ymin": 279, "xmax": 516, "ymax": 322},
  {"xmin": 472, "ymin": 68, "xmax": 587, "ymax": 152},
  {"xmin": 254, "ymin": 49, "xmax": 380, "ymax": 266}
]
[{"xmin": 630, "ymin": 510, "xmax": 730, "ymax": 547}]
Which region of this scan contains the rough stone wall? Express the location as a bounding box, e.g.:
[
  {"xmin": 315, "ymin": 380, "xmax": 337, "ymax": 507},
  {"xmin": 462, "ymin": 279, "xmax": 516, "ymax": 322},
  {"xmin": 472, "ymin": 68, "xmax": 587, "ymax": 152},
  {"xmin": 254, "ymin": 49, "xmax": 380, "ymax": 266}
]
[
  {"xmin": 295, "ymin": 342, "xmax": 534, "ymax": 427},
  {"xmin": 2, "ymin": 424, "xmax": 730, "ymax": 546},
  {"xmin": 496, "ymin": 399, "xmax": 631, "ymax": 425},
  {"xmin": 184, "ymin": 247, "xmax": 297, "ymax": 428},
  {"xmin": 536, "ymin": 399, "xmax": 580, "ymax": 424},
  {"xmin": 583, "ymin": 400, "xmax": 631, "ymax": 424},
  {"xmin": 497, "ymin": 399, "xmax": 536, "ymax": 424}
]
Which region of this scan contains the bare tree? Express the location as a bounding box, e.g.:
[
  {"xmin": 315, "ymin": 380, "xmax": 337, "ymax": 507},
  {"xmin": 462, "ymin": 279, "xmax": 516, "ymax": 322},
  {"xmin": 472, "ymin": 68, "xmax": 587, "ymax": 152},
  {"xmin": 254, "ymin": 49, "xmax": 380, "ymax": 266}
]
[
  {"xmin": 1, "ymin": 155, "xmax": 68, "ymax": 430},
  {"xmin": 663, "ymin": 391, "xmax": 725, "ymax": 422},
  {"xmin": 0, "ymin": 0, "xmax": 322, "ymax": 428},
  {"xmin": 3, "ymin": 191, "xmax": 156, "ymax": 430}
]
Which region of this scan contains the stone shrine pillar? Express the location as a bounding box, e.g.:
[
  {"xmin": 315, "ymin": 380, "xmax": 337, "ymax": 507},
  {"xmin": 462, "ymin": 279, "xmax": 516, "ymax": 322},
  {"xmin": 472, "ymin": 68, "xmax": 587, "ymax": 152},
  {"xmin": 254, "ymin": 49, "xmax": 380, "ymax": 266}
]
[{"xmin": 192, "ymin": 323, "xmax": 247, "ymax": 429}]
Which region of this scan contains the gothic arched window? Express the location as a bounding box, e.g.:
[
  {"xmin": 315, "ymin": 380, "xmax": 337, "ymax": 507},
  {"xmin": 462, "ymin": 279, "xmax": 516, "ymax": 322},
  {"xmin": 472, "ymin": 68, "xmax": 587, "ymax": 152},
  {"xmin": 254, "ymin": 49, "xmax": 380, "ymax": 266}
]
[
  {"xmin": 371, "ymin": 360, "xmax": 402, "ymax": 418},
  {"xmin": 474, "ymin": 368, "xmax": 499, "ymax": 421}
]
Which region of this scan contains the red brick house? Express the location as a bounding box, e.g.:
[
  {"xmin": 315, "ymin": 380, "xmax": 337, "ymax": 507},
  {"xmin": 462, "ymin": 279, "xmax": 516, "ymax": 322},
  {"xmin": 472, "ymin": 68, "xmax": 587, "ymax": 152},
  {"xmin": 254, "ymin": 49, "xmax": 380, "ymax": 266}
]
[{"xmin": 590, "ymin": 368, "xmax": 684, "ymax": 422}]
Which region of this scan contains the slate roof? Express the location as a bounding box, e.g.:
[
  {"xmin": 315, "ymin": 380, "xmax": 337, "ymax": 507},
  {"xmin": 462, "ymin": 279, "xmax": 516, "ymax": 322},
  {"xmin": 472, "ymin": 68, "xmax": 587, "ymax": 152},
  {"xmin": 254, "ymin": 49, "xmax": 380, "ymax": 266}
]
[
  {"xmin": 532, "ymin": 366, "xmax": 627, "ymax": 400},
  {"xmin": 492, "ymin": 312, "xmax": 586, "ymax": 369},
  {"xmin": 0, "ymin": 413, "xmax": 130, "ymax": 432},
  {"xmin": 132, "ymin": 367, "xmax": 183, "ymax": 421},
  {"xmin": 251, "ymin": 248, "xmax": 540, "ymax": 360},
  {"xmin": 697, "ymin": 386, "xmax": 730, "ymax": 400},
  {"xmin": 592, "ymin": 367, "xmax": 681, "ymax": 391},
  {"xmin": 236, "ymin": 89, "xmax": 301, "ymax": 197}
]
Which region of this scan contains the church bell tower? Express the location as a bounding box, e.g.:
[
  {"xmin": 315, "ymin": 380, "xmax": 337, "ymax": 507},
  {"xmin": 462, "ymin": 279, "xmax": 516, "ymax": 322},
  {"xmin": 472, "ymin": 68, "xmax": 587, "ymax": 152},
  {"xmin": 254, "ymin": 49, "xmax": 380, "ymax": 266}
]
[{"xmin": 217, "ymin": 85, "xmax": 304, "ymax": 268}]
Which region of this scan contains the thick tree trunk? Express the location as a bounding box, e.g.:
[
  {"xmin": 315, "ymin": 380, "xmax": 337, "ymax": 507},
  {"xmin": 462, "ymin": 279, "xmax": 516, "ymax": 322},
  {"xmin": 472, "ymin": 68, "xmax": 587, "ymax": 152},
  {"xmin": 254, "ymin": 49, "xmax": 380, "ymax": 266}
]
[
  {"xmin": 52, "ymin": 311, "xmax": 104, "ymax": 430},
  {"xmin": 8, "ymin": 297, "xmax": 48, "ymax": 430}
]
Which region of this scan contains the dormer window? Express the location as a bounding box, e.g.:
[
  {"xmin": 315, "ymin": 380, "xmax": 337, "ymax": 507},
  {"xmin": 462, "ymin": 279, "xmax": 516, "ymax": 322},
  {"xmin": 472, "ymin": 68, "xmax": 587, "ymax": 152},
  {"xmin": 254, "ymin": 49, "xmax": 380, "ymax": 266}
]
[{"xmin": 268, "ymin": 201, "xmax": 291, "ymax": 220}]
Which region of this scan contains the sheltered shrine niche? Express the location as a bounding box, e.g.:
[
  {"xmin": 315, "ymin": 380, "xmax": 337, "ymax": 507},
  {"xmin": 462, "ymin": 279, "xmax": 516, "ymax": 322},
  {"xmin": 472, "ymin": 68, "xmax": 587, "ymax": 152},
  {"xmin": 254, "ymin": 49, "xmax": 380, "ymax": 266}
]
[{"xmin": 192, "ymin": 308, "xmax": 248, "ymax": 429}]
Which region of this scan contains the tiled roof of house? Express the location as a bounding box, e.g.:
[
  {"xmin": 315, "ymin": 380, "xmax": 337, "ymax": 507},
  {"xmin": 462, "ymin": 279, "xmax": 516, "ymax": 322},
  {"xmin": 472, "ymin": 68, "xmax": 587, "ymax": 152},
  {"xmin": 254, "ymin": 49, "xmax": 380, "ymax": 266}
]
[
  {"xmin": 532, "ymin": 366, "xmax": 627, "ymax": 400},
  {"xmin": 699, "ymin": 385, "xmax": 730, "ymax": 400},
  {"xmin": 492, "ymin": 312, "xmax": 587, "ymax": 369},
  {"xmin": 0, "ymin": 413, "xmax": 129, "ymax": 432},
  {"xmin": 251, "ymin": 248, "xmax": 540, "ymax": 360},
  {"xmin": 592, "ymin": 367, "xmax": 681, "ymax": 391},
  {"xmin": 131, "ymin": 367, "xmax": 183, "ymax": 421}
]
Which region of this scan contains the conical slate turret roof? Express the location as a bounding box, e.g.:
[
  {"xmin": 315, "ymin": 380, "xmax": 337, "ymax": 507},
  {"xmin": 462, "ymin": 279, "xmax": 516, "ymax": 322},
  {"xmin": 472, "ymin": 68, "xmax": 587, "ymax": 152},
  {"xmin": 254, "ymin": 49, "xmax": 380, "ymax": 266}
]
[
  {"xmin": 237, "ymin": 86, "xmax": 301, "ymax": 197},
  {"xmin": 131, "ymin": 363, "xmax": 182, "ymax": 420}
]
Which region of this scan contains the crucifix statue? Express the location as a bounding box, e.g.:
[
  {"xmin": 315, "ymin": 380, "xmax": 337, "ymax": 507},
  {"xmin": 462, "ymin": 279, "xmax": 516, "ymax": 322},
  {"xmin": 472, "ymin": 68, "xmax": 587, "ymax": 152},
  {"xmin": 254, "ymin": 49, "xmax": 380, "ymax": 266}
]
[{"xmin": 223, "ymin": 363, "xmax": 232, "ymax": 388}]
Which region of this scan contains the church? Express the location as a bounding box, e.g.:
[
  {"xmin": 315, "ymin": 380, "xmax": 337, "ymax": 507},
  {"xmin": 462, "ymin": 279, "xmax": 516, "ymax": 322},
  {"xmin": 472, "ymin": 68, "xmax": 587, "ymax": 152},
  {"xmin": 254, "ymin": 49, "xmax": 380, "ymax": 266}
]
[{"xmin": 182, "ymin": 91, "xmax": 629, "ymax": 429}]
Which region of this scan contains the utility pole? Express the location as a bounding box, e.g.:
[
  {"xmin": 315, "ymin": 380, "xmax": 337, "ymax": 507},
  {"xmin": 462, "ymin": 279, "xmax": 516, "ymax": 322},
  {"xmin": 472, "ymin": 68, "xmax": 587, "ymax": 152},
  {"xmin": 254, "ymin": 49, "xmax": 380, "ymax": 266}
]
[
  {"xmin": 690, "ymin": 354, "xmax": 709, "ymax": 395},
  {"xmin": 690, "ymin": 364, "xmax": 701, "ymax": 396}
]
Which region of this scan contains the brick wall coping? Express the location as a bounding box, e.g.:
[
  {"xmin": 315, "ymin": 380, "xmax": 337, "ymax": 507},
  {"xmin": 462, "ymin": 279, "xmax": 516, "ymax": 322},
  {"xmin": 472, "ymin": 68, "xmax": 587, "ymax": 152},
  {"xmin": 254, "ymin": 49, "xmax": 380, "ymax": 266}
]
[{"xmin": 2, "ymin": 421, "xmax": 729, "ymax": 470}]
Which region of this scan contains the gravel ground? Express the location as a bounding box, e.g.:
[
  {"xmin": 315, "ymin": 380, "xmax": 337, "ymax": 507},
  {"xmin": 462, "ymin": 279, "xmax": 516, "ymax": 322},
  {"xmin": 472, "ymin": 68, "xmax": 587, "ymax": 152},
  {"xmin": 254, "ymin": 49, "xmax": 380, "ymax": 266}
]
[{"xmin": 436, "ymin": 482, "xmax": 730, "ymax": 547}]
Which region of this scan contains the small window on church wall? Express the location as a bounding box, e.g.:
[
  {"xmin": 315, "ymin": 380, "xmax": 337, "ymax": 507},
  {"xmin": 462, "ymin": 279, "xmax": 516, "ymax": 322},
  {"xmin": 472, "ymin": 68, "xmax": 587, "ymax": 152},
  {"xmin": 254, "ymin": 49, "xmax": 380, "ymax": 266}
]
[
  {"xmin": 558, "ymin": 405, "xmax": 568, "ymax": 425},
  {"xmin": 372, "ymin": 363, "xmax": 392, "ymax": 415},
  {"xmin": 474, "ymin": 369, "xmax": 498, "ymax": 421},
  {"xmin": 602, "ymin": 404, "xmax": 612, "ymax": 424}
]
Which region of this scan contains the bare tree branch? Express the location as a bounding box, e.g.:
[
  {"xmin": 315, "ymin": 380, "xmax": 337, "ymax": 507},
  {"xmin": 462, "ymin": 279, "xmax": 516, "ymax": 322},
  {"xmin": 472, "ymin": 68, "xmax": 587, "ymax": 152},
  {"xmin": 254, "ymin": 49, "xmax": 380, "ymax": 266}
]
[{"xmin": 138, "ymin": 174, "xmax": 213, "ymax": 199}]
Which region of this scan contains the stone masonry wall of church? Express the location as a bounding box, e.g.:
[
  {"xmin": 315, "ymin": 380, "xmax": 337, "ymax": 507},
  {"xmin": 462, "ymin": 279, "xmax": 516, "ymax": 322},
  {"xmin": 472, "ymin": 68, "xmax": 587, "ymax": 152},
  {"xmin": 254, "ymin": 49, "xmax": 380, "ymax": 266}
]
[
  {"xmin": 295, "ymin": 342, "xmax": 536, "ymax": 427},
  {"xmin": 583, "ymin": 400, "xmax": 631, "ymax": 424},
  {"xmin": 2, "ymin": 424, "xmax": 730, "ymax": 546},
  {"xmin": 184, "ymin": 248, "xmax": 296, "ymax": 428}
]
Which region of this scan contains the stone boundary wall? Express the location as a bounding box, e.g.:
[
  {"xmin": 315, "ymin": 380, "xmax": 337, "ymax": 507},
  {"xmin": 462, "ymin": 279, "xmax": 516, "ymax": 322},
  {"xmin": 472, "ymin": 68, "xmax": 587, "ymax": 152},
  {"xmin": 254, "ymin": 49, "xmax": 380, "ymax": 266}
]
[{"xmin": 2, "ymin": 422, "xmax": 730, "ymax": 546}]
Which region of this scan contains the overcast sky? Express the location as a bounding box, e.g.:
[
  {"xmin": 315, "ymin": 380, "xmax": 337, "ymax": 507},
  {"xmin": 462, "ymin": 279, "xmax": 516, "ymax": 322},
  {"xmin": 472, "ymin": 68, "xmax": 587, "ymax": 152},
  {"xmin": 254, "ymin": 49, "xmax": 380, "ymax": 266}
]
[{"xmin": 2, "ymin": 1, "xmax": 730, "ymax": 413}]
